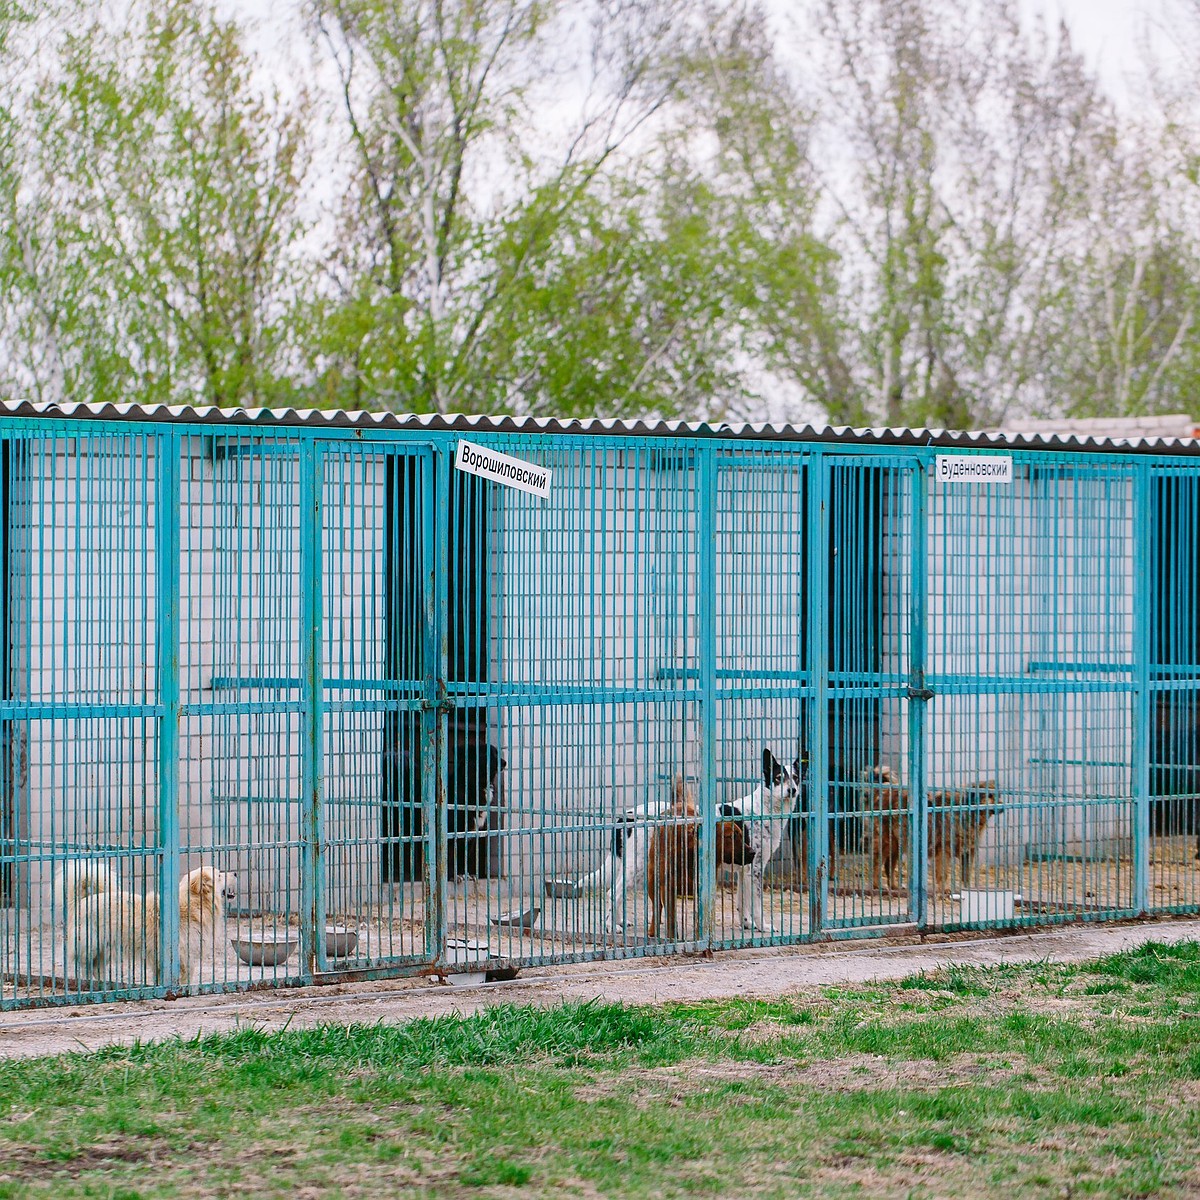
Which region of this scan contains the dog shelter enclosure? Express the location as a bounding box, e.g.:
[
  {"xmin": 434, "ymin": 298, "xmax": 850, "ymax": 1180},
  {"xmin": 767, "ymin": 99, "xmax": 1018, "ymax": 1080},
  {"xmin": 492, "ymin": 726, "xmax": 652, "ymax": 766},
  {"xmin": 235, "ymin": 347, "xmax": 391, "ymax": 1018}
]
[{"xmin": 1, "ymin": 402, "xmax": 1199, "ymax": 1008}]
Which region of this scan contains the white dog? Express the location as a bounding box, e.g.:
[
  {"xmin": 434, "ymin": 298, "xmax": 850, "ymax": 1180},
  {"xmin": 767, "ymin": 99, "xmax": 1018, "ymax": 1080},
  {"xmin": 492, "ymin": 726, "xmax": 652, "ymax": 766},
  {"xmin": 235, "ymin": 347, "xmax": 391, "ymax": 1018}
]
[
  {"xmin": 578, "ymin": 749, "xmax": 803, "ymax": 936},
  {"xmin": 62, "ymin": 861, "xmax": 236, "ymax": 986}
]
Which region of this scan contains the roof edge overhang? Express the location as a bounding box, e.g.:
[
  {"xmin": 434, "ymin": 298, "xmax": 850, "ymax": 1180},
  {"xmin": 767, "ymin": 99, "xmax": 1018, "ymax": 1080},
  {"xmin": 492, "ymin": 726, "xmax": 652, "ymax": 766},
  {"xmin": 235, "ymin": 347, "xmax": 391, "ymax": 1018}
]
[{"xmin": 0, "ymin": 399, "xmax": 1197, "ymax": 456}]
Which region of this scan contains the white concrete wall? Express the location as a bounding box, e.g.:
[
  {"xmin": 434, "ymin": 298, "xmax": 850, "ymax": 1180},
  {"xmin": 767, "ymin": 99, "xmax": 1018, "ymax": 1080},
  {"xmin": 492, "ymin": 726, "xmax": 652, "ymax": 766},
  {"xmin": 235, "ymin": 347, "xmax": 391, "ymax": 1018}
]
[
  {"xmin": 490, "ymin": 448, "xmax": 810, "ymax": 876},
  {"xmin": 9, "ymin": 432, "xmax": 162, "ymax": 917},
  {"xmin": 6, "ymin": 438, "xmax": 1142, "ymax": 931},
  {"xmin": 920, "ymin": 465, "xmax": 1135, "ymax": 866}
]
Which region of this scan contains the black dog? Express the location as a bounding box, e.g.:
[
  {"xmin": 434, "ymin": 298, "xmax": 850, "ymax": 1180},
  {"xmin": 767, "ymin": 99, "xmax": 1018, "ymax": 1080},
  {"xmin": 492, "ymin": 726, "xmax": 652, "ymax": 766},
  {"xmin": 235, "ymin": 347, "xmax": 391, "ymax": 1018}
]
[
  {"xmin": 447, "ymin": 742, "xmax": 507, "ymax": 878},
  {"xmin": 384, "ymin": 736, "xmax": 506, "ymax": 881}
]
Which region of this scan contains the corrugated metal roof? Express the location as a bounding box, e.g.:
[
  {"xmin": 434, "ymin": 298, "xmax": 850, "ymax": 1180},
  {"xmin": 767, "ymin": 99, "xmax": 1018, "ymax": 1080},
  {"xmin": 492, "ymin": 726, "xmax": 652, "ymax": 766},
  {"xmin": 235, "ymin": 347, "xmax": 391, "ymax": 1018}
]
[
  {"xmin": 1, "ymin": 398, "xmax": 1198, "ymax": 456},
  {"xmin": 988, "ymin": 413, "xmax": 1200, "ymax": 440}
]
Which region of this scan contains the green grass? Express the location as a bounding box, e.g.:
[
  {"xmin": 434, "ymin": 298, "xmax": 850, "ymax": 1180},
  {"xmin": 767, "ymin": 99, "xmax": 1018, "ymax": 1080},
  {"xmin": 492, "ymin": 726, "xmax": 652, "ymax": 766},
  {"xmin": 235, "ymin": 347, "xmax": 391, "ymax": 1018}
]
[{"xmin": 3, "ymin": 944, "xmax": 1200, "ymax": 1197}]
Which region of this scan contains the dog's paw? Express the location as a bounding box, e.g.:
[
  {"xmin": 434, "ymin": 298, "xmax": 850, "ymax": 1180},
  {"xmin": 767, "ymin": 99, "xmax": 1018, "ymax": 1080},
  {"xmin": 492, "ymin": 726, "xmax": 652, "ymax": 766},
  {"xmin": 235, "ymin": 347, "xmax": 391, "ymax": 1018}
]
[{"xmin": 740, "ymin": 918, "xmax": 776, "ymax": 935}]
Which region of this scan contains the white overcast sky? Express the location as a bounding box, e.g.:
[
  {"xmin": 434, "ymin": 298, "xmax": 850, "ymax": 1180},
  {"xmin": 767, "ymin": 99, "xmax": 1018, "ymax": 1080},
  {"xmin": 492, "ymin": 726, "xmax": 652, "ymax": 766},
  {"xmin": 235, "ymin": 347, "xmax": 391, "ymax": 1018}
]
[
  {"xmin": 1035, "ymin": 0, "xmax": 1178, "ymax": 86},
  {"xmin": 233, "ymin": 1, "xmax": 1188, "ymax": 116}
]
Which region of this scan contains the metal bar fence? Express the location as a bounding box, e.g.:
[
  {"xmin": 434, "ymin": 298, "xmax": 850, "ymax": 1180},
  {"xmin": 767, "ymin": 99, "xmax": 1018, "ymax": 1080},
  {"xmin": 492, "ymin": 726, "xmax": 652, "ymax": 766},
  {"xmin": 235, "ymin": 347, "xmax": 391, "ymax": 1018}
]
[{"xmin": 0, "ymin": 415, "xmax": 1197, "ymax": 1007}]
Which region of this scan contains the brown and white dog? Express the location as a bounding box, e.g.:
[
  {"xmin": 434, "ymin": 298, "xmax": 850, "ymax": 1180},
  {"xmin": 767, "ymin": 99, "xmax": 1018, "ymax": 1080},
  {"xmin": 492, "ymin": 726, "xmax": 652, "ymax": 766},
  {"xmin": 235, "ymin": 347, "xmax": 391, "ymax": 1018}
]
[
  {"xmin": 62, "ymin": 862, "xmax": 237, "ymax": 986},
  {"xmin": 645, "ymin": 777, "xmax": 756, "ymax": 939},
  {"xmin": 580, "ymin": 767, "xmax": 764, "ymax": 937}
]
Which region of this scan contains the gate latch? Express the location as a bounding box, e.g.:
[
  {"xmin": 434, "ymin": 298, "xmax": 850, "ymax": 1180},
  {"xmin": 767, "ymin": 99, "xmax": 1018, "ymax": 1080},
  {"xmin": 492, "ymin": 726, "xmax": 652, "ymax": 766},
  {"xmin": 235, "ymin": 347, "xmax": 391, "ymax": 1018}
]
[
  {"xmin": 421, "ymin": 683, "xmax": 456, "ymax": 714},
  {"xmin": 906, "ymin": 674, "xmax": 935, "ymax": 702}
]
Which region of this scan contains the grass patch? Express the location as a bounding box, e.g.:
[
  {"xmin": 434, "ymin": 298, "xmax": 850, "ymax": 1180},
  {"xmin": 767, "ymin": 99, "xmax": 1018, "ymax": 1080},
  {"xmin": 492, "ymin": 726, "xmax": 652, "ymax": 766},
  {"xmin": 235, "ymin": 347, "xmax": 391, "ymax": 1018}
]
[{"xmin": 3, "ymin": 946, "xmax": 1200, "ymax": 1196}]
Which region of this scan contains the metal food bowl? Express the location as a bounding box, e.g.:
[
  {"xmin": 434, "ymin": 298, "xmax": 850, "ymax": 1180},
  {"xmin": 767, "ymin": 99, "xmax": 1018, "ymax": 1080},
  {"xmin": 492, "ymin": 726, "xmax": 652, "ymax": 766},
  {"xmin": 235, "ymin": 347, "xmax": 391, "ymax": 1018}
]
[
  {"xmin": 324, "ymin": 925, "xmax": 359, "ymax": 958},
  {"xmin": 443, "ymin": 936, "xmax": 489, "ymax": 987},
  {"xmin": 231, "ymin": 933, "xmax": 299, "ymax": 967},
  {"xmin": 543, "ymin": 877, "xmax": 583, "ymax": 900},
  {"xmin": 489, "ymin": 906, "xmax": 540, "ymax": 932}
]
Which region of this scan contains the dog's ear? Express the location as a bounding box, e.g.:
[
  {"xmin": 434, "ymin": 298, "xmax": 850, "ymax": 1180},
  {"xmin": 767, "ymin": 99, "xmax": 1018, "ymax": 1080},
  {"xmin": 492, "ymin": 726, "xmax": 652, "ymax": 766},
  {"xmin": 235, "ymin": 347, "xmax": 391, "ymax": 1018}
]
[
  {"xmin": 762, "ymin": 748, "xmax": 782, "ymax": 786},
  {"xmin": 487, "ymin": 746, "xmax": 506, "ymax": 780}
]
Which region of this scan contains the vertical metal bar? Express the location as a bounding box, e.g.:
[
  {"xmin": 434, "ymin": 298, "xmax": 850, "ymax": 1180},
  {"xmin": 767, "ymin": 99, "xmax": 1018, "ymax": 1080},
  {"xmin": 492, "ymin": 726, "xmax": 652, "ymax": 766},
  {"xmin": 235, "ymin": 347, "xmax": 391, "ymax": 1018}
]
[
  {"xmin": 300, "ymin": 441, "xmax": 324, "ymax": 977},
  {"xmin": 697, "ymin": 441, "xmax": 716, "ymax": 948},
  {"xmin": 909, "ymin": 457, "xmax": 929, "ymax": 929},
  {"xmin": 1132, "ymin": 459, "xmax": 1152, "ymax": 915},
  {"xmin": 808, "ymin": 450, "xmax": 829, "ymax": 936},
  {"xmin": 430, "ymin": 443, "xmax": 449, "ymax": 965},
  {"xmin": 157, "ymin": 430, "xmax": 181, "ymax": 988}
]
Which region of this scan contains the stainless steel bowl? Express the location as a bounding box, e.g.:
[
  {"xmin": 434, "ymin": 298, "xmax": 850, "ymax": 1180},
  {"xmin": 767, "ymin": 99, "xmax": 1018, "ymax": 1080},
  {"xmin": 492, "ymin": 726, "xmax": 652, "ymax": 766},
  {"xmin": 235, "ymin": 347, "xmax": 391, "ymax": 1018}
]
[
  {"xmin": 489, "ymin": 906, "xmax": 540, "ymax": 932},
  {"xmin": 324, "ymin": 925, "xmax": 359, "ymax": 958},
  {"xmin": 231, "ymin": 934, "xmax": 299, "ymax": 967},
  {"xmin": 543, "ymin": 877, "xmax": 583, "ymax": 900}
]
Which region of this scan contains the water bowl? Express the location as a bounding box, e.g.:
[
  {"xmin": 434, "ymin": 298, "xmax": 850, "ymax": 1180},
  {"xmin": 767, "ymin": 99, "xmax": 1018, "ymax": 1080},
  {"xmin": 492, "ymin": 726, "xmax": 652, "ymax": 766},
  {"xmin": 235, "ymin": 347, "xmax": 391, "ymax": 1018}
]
[
  {"xmin": 324, "ymin": 925, "xmax": 359, "ymax": 958},
  {"xmin": 231, "ymin": 933, "xmax": 299, "ymax": 967},
  {"xmin": 959, "ymin": 890, "xmax": 1016, "ymax": 923}
]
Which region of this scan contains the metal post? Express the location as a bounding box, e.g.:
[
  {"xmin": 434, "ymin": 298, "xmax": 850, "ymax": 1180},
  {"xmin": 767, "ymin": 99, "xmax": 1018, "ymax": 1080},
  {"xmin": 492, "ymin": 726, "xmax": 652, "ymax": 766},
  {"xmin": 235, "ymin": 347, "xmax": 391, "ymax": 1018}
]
[
  {"xmin": 1132, "ymin": 459, "xmax": 1152, "ymax": 915},
  {"xmin": 909, "ymin": 457, "xmax": 930, "ymax": 929},
  {"xmin": 697, "ymin": 442, "xmax": 717, "ymax": 948},
  {"xmin": 156, "ymin": 430, "xmax": 180, "ymax": 988},
  {"xmin": 430, "ymin": 443, "xmax": 449, "ymax": 964},
  {"xmin": 808, "ymin": 450, "xmax": 830, "ymax": 937},
  {"xmin": 299, "ymin": 442, "xmax": 324, "ymax": 977}
]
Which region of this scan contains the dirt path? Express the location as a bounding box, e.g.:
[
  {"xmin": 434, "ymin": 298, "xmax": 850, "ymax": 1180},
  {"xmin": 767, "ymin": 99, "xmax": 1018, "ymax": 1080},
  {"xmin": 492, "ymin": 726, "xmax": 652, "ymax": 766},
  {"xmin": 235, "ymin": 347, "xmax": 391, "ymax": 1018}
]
[{"xmin": 3, "ymin": 916, "xmax": 1199, "ymax": 1061}]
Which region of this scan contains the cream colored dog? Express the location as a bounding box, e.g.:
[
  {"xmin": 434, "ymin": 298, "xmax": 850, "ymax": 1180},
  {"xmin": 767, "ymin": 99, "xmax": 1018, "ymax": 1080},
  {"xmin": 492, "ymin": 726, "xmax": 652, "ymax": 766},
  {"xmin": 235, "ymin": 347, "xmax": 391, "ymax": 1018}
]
[{"xmin": 62, "ymin": 862, "xmax": 236, "ymax": 986}]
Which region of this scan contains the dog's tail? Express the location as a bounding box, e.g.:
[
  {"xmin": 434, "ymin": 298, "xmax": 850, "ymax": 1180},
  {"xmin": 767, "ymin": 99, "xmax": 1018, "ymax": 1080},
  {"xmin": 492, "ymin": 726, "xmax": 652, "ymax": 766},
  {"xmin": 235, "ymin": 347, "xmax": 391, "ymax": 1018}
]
[
  {"xmin": 577, "ymin": 826, "xmax": 625, "ymax": 892},
  {"xmin": 59, "ymin": 860, "xmax": 113, "ymax": 927},
  {"xmin": 671, "ymin": 775, "xmax": 692, "ymax": 810},
  {"xmin": 60, "ymin": 860, "xmax": 111, "ymax": 907}
]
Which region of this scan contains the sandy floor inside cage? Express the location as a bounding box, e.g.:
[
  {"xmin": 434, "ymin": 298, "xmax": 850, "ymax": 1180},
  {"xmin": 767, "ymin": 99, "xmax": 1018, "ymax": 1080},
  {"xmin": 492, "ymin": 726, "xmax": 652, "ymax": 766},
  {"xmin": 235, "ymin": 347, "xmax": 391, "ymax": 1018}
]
[{"xmin": 5, "ymin": 837, "xmax": 1200, "ymax": 998}]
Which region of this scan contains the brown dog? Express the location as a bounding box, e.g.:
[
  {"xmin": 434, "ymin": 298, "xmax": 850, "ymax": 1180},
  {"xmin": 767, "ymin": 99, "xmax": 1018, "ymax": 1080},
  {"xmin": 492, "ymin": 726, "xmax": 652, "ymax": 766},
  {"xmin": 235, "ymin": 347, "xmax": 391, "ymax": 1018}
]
[
  {"xmin": 863, "ymin": 766, "xmax": 910, "ymax": 892},
  {"xmin": 864, "ymin": 769, "xmax": 1000, "ymax": 896},
  {"xmin": 646, "ymin": 777, "xmax": 756, "ymax": 939},
  {"xmin": 929, "ymin": 781, "xmax": 999, "ymax": 894}
]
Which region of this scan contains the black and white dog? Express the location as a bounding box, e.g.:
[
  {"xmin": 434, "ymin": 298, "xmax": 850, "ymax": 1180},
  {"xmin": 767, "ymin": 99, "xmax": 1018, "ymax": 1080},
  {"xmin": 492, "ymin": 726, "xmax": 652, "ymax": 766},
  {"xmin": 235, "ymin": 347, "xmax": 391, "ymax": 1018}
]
[
  {"xmin": 726, "ymin": 748, "xmax": 805, "ymax": 932},
  {"xmin": 577, "ymin": 749, "xmax": 802, "ymax": 935}
]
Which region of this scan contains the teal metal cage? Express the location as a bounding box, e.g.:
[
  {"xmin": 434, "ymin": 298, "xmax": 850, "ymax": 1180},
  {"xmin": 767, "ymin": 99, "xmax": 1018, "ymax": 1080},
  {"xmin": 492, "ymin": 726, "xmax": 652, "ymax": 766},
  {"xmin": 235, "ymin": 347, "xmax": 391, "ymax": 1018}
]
[{"xmin": 0, "ymin": 403, "xmax": 1197, "ymax": 1007}]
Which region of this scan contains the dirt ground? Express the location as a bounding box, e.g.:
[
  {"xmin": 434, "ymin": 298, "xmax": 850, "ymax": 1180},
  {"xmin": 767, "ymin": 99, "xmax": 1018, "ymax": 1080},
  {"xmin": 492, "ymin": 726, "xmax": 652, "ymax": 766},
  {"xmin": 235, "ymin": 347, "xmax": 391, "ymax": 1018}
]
[{"xmin": 3, "ymin": 914, "xmax": 1200, "ymax": 1062}]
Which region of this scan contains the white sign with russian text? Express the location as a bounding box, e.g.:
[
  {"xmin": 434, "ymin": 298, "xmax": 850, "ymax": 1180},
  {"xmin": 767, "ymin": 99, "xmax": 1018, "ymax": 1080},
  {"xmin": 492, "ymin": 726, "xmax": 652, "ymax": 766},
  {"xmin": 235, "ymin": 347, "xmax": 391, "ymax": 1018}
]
[
  {"xmin": 455, "ymin": 441, "xmax": 553, "ymax": 499},
  {"xmin": 935, "ymin": 455, "xmax": 1013, "ymax": 484}
]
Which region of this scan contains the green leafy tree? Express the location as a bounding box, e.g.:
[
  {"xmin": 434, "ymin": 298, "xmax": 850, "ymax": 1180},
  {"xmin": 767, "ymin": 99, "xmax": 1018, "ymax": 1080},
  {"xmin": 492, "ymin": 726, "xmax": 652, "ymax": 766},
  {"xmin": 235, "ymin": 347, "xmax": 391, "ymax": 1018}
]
[
  {"xmin": 800, "ymin": 0, "xmax": 1200, "ymax": 425},
  {"xmin": 1, "ymin": 0, "xmax": 312, "ymax": 409},
  {"xmin": 305, "ymin": 0, "xmax": 722, "ymax": 415}
]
